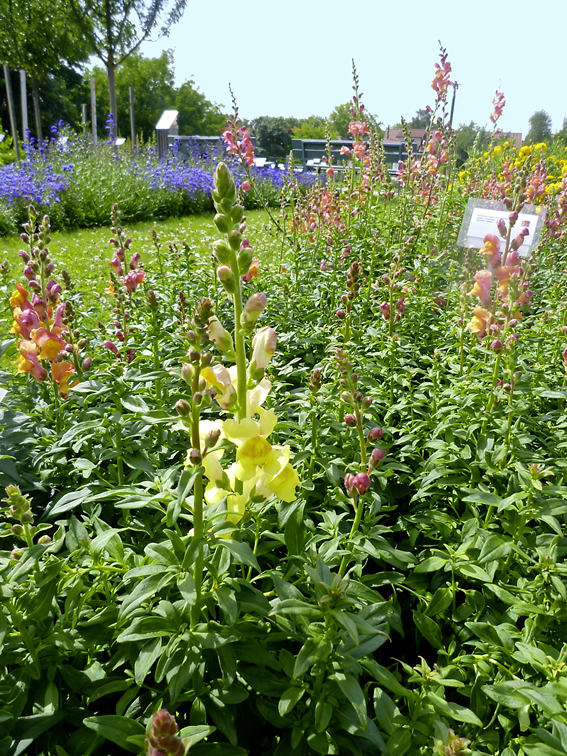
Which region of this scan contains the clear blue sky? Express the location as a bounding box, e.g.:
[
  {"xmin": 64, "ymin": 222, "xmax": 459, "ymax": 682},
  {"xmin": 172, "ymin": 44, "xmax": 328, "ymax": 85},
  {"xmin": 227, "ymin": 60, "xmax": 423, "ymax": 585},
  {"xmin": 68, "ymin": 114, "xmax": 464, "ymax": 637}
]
[{"xmin": 141, "ymin": 0, "xmax": 566, "ymax": 138}]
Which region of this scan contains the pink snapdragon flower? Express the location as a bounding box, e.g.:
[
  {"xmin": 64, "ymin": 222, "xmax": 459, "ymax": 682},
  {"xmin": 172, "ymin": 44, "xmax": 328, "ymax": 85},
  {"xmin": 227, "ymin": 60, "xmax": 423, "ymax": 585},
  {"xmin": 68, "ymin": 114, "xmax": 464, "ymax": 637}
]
[
  {"xmin": 490, "ymin": 91, "xmax": 506, "ymax": 125},
  {"xmin": 431, "ymin": 47, "xmax": 452, "ymax": 101}
]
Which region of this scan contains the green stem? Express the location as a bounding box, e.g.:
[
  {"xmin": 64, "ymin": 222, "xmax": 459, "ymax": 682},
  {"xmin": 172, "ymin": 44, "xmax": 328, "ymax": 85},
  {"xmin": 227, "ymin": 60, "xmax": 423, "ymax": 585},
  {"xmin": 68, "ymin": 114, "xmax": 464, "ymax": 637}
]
[
  {"xmin": 339, "ymin": 494, "xmax": 366, "ymax": 577},
  {"xmin": 230, "ymin": 250, "xmax": 248, "ymax": 423},
  {"xmin": 115, "ymin": 420, "xmax": 125, "ymax": 485}
]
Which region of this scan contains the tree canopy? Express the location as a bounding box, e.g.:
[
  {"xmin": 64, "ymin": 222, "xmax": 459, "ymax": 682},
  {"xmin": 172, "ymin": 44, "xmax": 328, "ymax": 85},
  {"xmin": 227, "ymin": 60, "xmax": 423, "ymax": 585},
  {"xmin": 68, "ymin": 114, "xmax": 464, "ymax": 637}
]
[
  {"xmin": 526, "ymin": 110, "xmax": 552, "ymax": 144},
  {"xmin": 68, "ymin": 0, "xmax": 187, "ymax": 132}
]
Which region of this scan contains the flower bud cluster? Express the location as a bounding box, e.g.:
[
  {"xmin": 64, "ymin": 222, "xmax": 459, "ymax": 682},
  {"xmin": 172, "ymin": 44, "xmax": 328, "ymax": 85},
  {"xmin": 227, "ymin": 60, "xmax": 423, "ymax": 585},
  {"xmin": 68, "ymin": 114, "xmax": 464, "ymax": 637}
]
[
  {"xmin": 2, "ymin": 484, "xmax": 51, "ymax": 547},
  {"xmin": 309, "ymin": 368, "xmax": 322, "ymax": 395},
  {"xmin": 373, "ymin": 254, "xmax": 412, "ymax": 323},
  {"xmin": 144, "ymin": 709, "xmax": 189, "ymax": 756},
  {"xmin": 211, "ymin": 163, "xmax": 257, "ymax": 288},
  {"xmin": 336, "ymin": 349, "xmax": 386, "ymax": 492},
  {"xmin": 104, "ymin": 206, "xmax": 145, "ymax": 362}
]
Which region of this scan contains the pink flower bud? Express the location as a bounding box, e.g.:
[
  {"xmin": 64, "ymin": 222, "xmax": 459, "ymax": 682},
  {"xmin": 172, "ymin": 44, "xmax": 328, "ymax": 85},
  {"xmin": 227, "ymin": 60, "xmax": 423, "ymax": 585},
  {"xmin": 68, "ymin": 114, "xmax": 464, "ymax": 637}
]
[
  {"xmin": 368, "ymin": 427, "xmax": 383, "ymax": 440},
  {"xmin": 104, "ymin": 340, "xmax": 118, "ymax": 355},
  {"xmin": 497, "ymin": 218, "xmax": 507, "ymax": 238},
  {"xmin": 344, "ymin": 473, "xmax": 356, "ymax": 495},
  {"xmin": 563, "ymin": 347, "xmax": 567, "ymax": 366},
  {"xmin": 336, "ymin": 309, "xmax": 346, "ymax": 319},
  {"xmin": 509, "ymin": 211, "xmax": 518, "ymax": 224},
  {"xmin": 241, "ymin": 180, "xmax": 251, "ymax": 192},
  {"xmin": 491, "ymin": 339, "xmax": 502, "ymax": 352},
  {"xmin": 353, "ymin": 473, "xmax": 371, "ymax": 495},
  {"xmin": 368, "ymin": 448, "xmax": 386, "ymax": 470},
  {"xmin": 81, "ymin": 357, "xmax": 92, "ymax": 371},
  {"xmin": 345, "ymin": 414, "xmax": 356, "ymax": 427}
]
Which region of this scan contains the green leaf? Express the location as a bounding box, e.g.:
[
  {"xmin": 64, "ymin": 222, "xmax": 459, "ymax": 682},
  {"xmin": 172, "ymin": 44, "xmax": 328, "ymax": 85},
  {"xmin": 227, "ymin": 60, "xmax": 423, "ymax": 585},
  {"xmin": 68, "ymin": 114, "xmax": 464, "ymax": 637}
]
[
  {"xmin": 412, "ymin": 611, "xmax": 443, "ymax": 649},
  {"xmin": 294, "ymin": 637, "xmax": 332, "ymax": 678},
  {"xmin": 463, "ymin": 490, "xmax": 502, "ymax": 507},
  {"xmin": 278, "ymin": 685, "xmax": 305, "ymax": 717},
  {"xmin": 426, "ymin": 587, "xmax": 453, "ymax": 617},
  {"xmin": 218, "ymin": 540, "xmax": 260, "ymax": 572},
  {"xmin": 121, "ymin": 395, "xmax": 150, "ymax": 413},
  {"xmin": 414, "ymin": 556, "xmax": 448, "ymax": 573},
  {"xmin": 134, "ymin": 637, "xmax": 162, "ymax": 685},
  {"xmin": 478, "ymin": 534, "xmax": 510, "ymax": 564},
  {"xmin": 363, "ymin": 660, "xmax": 414, "ymax": 698},
  {"xmin": 178, "ymin": 725, "xmax": 216, "ymax": 744},
  {"xmin": 178, "ymin": 467, "xmax": 198, "ymax": 505},
  {"xmin": 44, "ymin": 487, "xmax": 93, "ymax": 517},
  {"xmin": 123, "ymin": 451, "xmax": 154, "ymax": 475},
  {"xmin": 332, "ymin": 672, "xmax": 367, "ymax": 728},
  {"xmin": 330, "ymin": 609, "xmax": 359, "ymax": 645},
  {"xmin": 483, "ymin": 683, "xmax": 531, "ymax": 708},
  {"xmin": 83, "ymin": 716, "xmax": 145, "ymax": 752}
]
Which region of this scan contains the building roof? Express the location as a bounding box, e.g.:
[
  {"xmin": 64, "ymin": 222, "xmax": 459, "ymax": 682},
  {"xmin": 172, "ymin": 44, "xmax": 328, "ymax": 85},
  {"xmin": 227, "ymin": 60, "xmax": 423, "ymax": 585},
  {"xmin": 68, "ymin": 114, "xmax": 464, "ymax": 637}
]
[{"xmin": 384, "ymin": 128, "xmax": 427, "ymax": 143}]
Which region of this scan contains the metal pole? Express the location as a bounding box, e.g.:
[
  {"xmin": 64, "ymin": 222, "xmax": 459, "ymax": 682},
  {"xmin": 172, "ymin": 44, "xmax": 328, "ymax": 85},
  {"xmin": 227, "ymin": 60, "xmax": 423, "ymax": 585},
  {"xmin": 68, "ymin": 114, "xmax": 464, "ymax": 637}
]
[
  {"xmin": 90, "ymin": 77, "xmax": 97, "ymax": 145},
  {"xmin": 82, "ymin": 104, "xmax": 87, "ymax": 137},
  {"xmin": 128, "ymin": 86, "xmax": 135, "ymax": 147},
  {"xmin": 3, "ymin": 65, "xmax": 20, "ymax": 161},
  {"xmin": 20, "ymin": 70, "xmax": 28, "ymax": 141},
  {"xmin": 449, "ymin": 82, "xmax": 459, "ymax": 127}
]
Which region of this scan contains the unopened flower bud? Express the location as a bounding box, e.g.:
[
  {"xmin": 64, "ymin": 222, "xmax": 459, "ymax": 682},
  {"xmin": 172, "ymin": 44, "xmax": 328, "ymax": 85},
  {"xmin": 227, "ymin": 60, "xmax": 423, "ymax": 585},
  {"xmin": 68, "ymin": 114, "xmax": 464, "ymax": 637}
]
[
  {"xmin": 175, "ymin": 399, "xmax": 191, "ymax": 417},
  {"xmin": 212, "ymin": 240, "xmax": 231, "ymax": 264},
  {"xmin": 204, "ymin": 428, "xmax": 221, "ymax": 449},
  {"xmin": 361, "ymin": 396, "xmax": 373, "ymax": 410},
  {"xmin": 491, "ymin": 339, "xmax": 503, "ymax": 352},
  {"xmin": 253, "ymin": 324, "xmax": 277, "ymax": 364},
  {"xmin": 344, "ymin": 414, "xmax": 356, "ymax": 427},
  {"xmin": 81, "ymin": 357, "xmax": 92, "ymax": 371},
  {"xmin": 368, "ymin": 427, "xmax": 383, "ymax": 440},
  {"xmin": 344, "ymin": 473, "xmax": 356, "ymax": 495},
  {"xmin": 336, "ymin": 309, "xmax": 346, "ymax": 319},
  {"xmin": 187, "ymin": 448, "xmax": 202, "ymax": 466},
  {"xmin": 37, "ymin": 535, "xmax": 51, "ymax": 544},
  {"xmin": 353, "ymin": 473, "xmax": 371, "ymax": 495},
  {"xmin": 497, "ymin": 218, "xmax": 507, "ymax": 237},
  {"xmin": 217, "ymin": 265, "xmax": 237, "ymax": 293},
  {"xmin": 368, "ymin": 448, "xmax": 386, "ymax": 471}
]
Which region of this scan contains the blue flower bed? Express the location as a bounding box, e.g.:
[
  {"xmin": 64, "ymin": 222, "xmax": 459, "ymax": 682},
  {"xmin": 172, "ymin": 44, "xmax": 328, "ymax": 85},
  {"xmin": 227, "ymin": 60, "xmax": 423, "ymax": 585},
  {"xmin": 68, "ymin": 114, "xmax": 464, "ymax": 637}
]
[{"xmin": 0, "ymin": 127, "xmax": 322, "ymax": 234}]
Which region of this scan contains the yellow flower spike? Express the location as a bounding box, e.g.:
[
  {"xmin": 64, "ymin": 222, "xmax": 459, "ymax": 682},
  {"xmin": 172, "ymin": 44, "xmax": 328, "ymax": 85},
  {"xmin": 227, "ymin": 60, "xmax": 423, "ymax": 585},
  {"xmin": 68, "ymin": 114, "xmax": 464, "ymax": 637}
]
[
  {"xmin": 267, "ymin": 462, "xmax": 300, "ymax": 503},
  {"xmin": 248, "ymin": 378, "xmax": 272, "ymax": 415}
]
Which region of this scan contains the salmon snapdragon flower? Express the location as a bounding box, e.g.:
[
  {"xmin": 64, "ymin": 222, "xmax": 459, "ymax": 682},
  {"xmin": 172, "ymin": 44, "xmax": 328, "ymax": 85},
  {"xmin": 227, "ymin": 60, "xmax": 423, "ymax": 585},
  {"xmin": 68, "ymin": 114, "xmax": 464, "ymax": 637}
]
[
  {"xmin": 467, "ymin": 270, "xmax": 493, "ymax": 306},
  {"xmin": 465, "ymin": 306, "xmax": 492, "ymax": 340}
]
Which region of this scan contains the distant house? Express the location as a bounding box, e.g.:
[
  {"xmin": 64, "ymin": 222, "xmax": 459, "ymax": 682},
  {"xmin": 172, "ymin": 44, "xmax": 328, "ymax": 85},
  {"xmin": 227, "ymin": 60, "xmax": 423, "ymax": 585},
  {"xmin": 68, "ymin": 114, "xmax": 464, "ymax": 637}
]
[
  {"xmin": 498, "ymin": 132, "xmax": 522, "ymax": 148},
  {"xmin": 383, "ymin": 127, "xmax": 427, "ymax": 151}
]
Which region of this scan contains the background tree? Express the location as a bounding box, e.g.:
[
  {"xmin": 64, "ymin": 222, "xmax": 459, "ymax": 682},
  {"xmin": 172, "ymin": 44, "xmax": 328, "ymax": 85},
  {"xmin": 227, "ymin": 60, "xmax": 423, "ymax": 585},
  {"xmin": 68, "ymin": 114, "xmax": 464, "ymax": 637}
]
[
  {"xmin": 526, "ymin": 110, "xmax": 552, "ymax": 144},
  {"xmin": 554, "ymin": 116, "xmax": 567, "ymax": 146},
  {"xmin": 408, "ymin": 108, "xmax": 431, "ymax": 129},
  {"xmin": 68, "ymin": 0, "xmax": 187, "ymax": 133},
  {"xmin": 174, "ymin": 80, "xmax": 226, "ymax": 136},
  {"xmin": 454, "ymin": 121, "xmax": 489, "ymax": 165},
  {"xmin": 293, "ymin": 115, "xmax": 327, "ymax": 140},
  {"xmin": 249, "ymin": 116, "xmax": 299, "ymax": 162},
  {"xmin": 328, "ymin": 103, "xmax": 352, "ymax": 139},
  {"xmin": 115, "ymin": 51, "xmax": 176, "ymax": 140},
  {"xmin": 0, "ymin": 0, "xmax": 89, "ymax": 137}
]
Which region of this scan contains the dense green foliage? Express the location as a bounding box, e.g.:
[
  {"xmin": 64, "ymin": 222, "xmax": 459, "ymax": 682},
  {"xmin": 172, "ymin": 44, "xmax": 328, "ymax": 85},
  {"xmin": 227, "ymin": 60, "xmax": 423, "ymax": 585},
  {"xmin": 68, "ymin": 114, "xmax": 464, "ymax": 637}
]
[{"xmin": 1, "ymin": 58, "xmax": 567, "ymax": 756}]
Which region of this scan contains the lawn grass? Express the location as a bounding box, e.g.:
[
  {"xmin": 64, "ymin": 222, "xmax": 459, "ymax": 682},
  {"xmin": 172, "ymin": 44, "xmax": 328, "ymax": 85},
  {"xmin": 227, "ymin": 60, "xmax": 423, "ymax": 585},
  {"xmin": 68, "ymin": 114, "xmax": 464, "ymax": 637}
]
[{"xmin": 1, "ymin": 208, "xmax": 274, "ymax": 321}]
